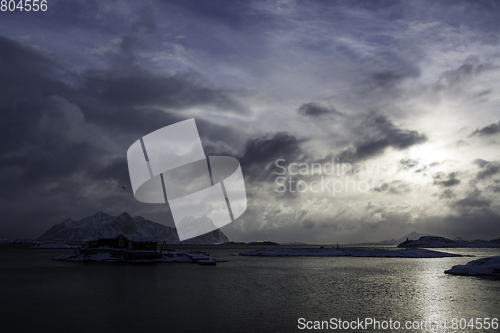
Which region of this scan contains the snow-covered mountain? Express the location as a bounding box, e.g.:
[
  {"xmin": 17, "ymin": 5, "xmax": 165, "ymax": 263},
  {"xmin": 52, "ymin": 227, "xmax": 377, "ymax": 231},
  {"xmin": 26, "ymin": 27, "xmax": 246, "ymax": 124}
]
[
  {"xmin": 176, "ymin": 215, "xmax": 219, "ymax": 240},
  {"xmin": 37, "ymin": 212, "xmax": 229, "ymax": 244}
]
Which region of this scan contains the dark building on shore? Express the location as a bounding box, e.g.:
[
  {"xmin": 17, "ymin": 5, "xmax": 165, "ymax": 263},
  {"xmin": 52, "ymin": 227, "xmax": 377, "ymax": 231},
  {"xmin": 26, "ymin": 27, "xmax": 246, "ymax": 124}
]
[
  {"xmin": 83, "ymin": 234, "xmax": 159, "ymax": 261},
  {"xmin": 84, "ymin": 234, "xmax": 157, "ymax": 251}
]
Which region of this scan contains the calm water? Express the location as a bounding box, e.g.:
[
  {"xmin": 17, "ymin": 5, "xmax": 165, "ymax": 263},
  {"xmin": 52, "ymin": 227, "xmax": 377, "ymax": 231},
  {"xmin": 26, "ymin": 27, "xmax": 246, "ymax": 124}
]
[{"xmin": 0, "ymin": 245, "xmax": 499, "ymax": 333}]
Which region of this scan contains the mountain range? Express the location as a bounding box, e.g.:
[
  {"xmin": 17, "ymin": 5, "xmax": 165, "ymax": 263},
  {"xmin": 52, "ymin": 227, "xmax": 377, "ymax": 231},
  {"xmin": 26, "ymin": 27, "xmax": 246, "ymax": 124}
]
[
  {"xmin": 37, "ymin": 212, "xmax": 229, "ymax": 244},
  {"xmin": 348, "ymin": 232, "xmax": 433, "ymax": 246}
]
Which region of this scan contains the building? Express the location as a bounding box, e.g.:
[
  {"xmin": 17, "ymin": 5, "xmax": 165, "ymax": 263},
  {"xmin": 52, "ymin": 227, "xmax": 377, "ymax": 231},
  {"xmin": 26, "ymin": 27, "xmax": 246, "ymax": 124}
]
[
  {"xmin": 84, "ymin": 234, "xmax": 131, "ymax": 249},
  {"xmin": 130, "ymin": 236, "xmax": 158, "ymax": 251},
  {"xmin": 83, "ymin": 234, "xmax": 160, "ymax": 262}
]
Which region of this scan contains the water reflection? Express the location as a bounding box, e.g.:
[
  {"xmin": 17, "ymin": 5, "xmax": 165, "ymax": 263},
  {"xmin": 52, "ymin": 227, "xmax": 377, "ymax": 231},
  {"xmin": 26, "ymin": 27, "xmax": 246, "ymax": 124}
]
[{"xmin": 1, "ymin": 246, "xmax": 499, "ymax": 332}]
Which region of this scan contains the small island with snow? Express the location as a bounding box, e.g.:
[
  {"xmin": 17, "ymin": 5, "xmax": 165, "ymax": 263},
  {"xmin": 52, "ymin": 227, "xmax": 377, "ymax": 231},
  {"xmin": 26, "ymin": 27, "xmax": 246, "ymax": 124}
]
[
  {"xmin": 54, "ymin": 234, "xmax": 217, "ymax": 265},
  {"xmin": 445, "ymin": 256, "xmax": 500, "ymax": 277}
]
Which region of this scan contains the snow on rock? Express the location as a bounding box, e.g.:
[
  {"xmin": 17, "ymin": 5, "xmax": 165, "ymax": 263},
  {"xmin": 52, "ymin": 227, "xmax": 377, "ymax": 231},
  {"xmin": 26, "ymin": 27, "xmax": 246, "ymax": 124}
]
[
  {"xmin": 32, "ymin": 243, "xmax": 73, "ymax": 249},
  {"xmin": 398, "ymin": 236, "xmax": 500, "ymax": 248},
  {"xmin": 53, "ymin": 250, "xmax": 120, "ymax": 262},
  {"xmin": 445, "ymin": 256, "xmax": 500, "ymax": 276},
  {"xmin": 239, "ymin": 247, "xmax": 461, "ymax": 258},
  {"xmin": 37, "ymin": 211, "xmax": 229, "ymax": 244}
]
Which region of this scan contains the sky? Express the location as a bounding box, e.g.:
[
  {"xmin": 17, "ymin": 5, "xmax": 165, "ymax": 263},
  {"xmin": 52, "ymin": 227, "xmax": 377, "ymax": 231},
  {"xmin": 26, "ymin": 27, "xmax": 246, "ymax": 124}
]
[{"xmin": 0, "ymin": 0, "xmax": 499, "ymax": 243}]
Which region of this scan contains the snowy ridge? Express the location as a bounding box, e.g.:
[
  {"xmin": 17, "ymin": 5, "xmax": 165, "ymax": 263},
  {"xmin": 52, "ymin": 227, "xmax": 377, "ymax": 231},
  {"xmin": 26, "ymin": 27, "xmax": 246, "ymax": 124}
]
[
  {"xmin": 37, "ymin": 212, "xmax": 229, "ymax": 244},
  {"xmin": 445, "ymin": 256, "xmax": 500, "ymax": 276},
  {"xmin": 398, "ymin": 236, "xmax": 500, "ymax": 248}
]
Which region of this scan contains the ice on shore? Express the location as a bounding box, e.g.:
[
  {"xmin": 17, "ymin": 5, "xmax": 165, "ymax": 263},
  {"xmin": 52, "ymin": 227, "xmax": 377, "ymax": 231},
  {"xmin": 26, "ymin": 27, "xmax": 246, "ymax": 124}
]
[
  {"xmin": 239, "ymin": 247, "xmax": 461, "ymax": 258},
  {"xmin": 445, "ymin": 256, "xmax": 500, "ymax": 276}
]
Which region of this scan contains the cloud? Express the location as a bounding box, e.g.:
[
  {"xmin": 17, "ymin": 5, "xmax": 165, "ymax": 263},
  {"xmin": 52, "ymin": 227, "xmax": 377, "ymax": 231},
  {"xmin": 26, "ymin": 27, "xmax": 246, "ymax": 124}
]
[
  {"xmin": 336, "ymin": 113, "xmax": 427, "ymax": 162},
  {"xmin": 439, "ymin": 189, "xmax": 455, "ymax": 199},
  {"xmin": 1, "ymin": 0, "xmax": 500, "ymax": 243},
  {"xmin": 471, "ymin": 121, "xmax": 500, "ymax": 137},
  {"xmin": 374, "ymin": 180, "xmax": 411, "ymax": 194},
  {"xmin": 472, "ymin": 158, "xmax": 490, "ymax": 168},
  {"xmin": 296, "ymin": 102, "xmax": 343, "ymax": 118},
  {"xmin": 433, "ymin": 172, "xmax": 461, "ymax": 187},
  {"xmin": 239, "ymin": 132, "xmax": 309, "ymax": 181},
  {"xmin": 475, "ymin": 162, "xmax": 500, "ymax": 180},
  {"xmin": 486, "ymin": 183, "xmax": 500, "ymax": 193},
  {"xmin": 0, "ymin": 34, "xmax": 253, "ymax": 236},
  {"xmin": 301, "ymin": 219, "xmax": 315, "ymax": 230},
  {"xmin": 453, "ymin": 189, "xmax": 491, "ymax": 209},
  {"xmin": 82, "ymin": 67, "xmax": 249, "ymax": 115},
  {"xmin": 400, "ymin": 158, "xmax": 419, "ymax": 169},
  {"xmin": 438, "ymin": 56, "xmax": 498, "ymax": 88}
]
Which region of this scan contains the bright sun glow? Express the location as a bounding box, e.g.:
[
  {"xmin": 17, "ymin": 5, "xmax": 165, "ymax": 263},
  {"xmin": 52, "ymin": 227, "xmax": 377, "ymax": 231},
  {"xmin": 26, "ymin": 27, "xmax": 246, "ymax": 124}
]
[{"xmin": 408, "ymin": 143, "xmax": 446, "ymax": 166}]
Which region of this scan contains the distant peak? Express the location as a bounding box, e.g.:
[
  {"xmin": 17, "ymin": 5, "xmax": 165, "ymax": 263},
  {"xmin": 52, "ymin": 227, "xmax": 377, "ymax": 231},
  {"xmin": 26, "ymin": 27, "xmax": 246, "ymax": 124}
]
[
  {"xmin": 37, "ymin": 211, "xmax": 230, "ymax": 244},
  {"xmin": 118, "ymin": 212, "xmax": 131, "ymax": 218}
]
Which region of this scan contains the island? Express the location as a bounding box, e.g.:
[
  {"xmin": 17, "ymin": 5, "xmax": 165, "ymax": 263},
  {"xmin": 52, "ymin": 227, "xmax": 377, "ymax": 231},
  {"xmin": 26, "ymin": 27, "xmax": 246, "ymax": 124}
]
[
  {"xmin": 445, "ymin": 256, "xmax": 500, "ymax": 276},
  {"xmin": 239, "ymin": 247, "xmax": 462, "ymax": 258},
  {"xmin": 53, "ymin": 234, "xmax": 217, "ymax": 265},
  {"xmin": 398, "ymin": 236, "xmax": 500, "ymax": 248}
]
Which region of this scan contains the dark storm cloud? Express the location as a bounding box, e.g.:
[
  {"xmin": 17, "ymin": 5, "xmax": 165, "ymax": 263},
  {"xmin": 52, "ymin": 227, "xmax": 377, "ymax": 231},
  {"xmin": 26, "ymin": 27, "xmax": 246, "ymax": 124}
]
[
  {"xmin": 433, "ymin": 172, "xmax": 461, "ymax": 187},
  {"xmin": 0, "ymin": 34, "xmax": 251, "ymax": 237},
  {"xmin": 81, "ymin": 67, "xmax": 249, "ymax": 115},
  {"xmin": 417, "ymin": 207, "xmax": 500, "ymax": 241},
  {"xmin": 0, "ymin": 34, "xmax": 247, "ymax": 136},
  {"xmin": 239, "ymin": 132, "xmax": 308, "ymax": 181},
  {"xmin": 236, "ymin": 111, "xmax": 427, "ymax": 194},
  {"xmin": 94, "ymin": 157, "xmax": 130, "ymax": 186},
  {"xmin": 196, "ymin": 120, "xmax": 243, "ymax": 156},
  {"xmin": 453, "ymin": 189, "xmax": 491, "ymax": 209},
  {"xmin": 296, "ymin": 102, "xmax": 343, "ymax": 118},
  {"xmin": 471, "ymin": 121, "xmax": 500, "ymax": 137},
  {"xmin": 475, "ymin": 162, "xmax": 500, "ymax": 180},
  {"xmin": 335, "ymin": 113, "xmax": 427, "ymax": 163},
  {"xmin": 0, "ymin": 36, "xmax": 71, "ymax": 108},
  {"xmin": 1, "ymin": 0, "xmax": 499, "ymax": 243}
]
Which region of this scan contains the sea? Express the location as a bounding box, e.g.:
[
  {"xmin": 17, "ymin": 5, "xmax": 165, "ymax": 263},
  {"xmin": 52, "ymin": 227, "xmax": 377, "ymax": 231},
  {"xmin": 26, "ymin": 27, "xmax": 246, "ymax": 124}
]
[{"xmin": 0, "ymin": 245, "xmax": 499, "ymax": 333}]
